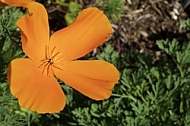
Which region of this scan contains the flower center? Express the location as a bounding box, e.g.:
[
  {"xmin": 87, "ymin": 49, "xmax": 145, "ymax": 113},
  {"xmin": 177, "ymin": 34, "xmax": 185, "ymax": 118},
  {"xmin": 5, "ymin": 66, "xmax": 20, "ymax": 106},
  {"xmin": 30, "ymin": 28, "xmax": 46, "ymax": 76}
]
[{"xmin": 38, "ymin": 45, "xmax": 61, "ymax": 77}]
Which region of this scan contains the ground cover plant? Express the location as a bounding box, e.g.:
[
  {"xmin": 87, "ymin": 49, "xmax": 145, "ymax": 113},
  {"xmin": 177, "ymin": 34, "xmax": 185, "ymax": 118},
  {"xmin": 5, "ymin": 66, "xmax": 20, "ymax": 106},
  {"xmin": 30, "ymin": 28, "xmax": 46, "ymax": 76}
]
[{"xmin": 0, "ymin": 0, "xmax": 190, "ymax": 125}]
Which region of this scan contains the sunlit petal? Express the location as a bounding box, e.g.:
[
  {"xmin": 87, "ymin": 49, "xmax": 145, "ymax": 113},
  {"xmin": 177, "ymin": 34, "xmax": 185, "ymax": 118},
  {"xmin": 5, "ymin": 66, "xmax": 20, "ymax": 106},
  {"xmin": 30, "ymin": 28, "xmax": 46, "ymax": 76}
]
[
  {"xmin": 17, "ymin": 2, "xmax": 49, "ymax": 61},
  {"xmin": 52, "ymin": 60, "xmax": 119, "ymax": 100},
  {"xmin": 7, "ymin": 58, "xmax": 66, "ymax": 113},
  {"xmin": 50, "ymin": 7, "xmax": 112, "ymax": 60},
  {"xmin": 1, "ymin": 0, "xmax": 32, "ymax": 6}
]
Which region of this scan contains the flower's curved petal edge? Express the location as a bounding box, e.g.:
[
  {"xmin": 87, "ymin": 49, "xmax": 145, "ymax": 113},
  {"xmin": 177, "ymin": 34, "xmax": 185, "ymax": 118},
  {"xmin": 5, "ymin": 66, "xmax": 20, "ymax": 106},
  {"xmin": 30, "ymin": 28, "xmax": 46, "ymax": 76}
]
[
  {"xmin": 53, "ymin": 60, "xmax": 119, "ymax": 100},
  {"xmin": 17, "ymin": 2, "xmax": 49, "ymax": 61},
  {"xmin": 7, "ymin": 58, "xmax": 66, "ymax": 113},
  {"xmin": 2, "ymin": 0, "xmax": 32, "ymax": 7},
  {"xmin": 0, "ymin": 1, "xmax": 6, "ymax": 6},
  {"xmin": 50, "ymin": 7, "xmax": 112, "ymax": 61}
]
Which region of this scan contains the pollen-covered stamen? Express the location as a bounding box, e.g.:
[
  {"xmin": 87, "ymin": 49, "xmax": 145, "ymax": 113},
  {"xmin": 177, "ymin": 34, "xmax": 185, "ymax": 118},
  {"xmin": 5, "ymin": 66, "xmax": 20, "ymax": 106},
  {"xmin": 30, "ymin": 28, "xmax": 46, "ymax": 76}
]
[
  {"xmin": 38, "ymin": 59, "xmax": 52, "ymax": 77},
  {"xmin": 38, "ymin": 45, "xmax": 61, "ymax": 77}
]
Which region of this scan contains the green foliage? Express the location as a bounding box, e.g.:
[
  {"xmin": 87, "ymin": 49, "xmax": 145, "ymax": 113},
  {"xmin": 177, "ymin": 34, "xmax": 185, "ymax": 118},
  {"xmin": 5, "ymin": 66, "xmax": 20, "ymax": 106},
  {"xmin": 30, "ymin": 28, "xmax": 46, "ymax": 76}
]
[
  {"xmin": 96, "ymin": 44, "xmax": 119, "ymax": 66},
  {"xmin": 181, "ymin": 18, "xmax": 190, "ymax": 39},
  {"xmin": 0, "ymin": 7, "xmax": 23, "ymax": 82},
  {"xmin": 157, "ymin": 39, "xmax": 190, "ymax": 77},
  {"xmin": 55, "ymin": 0, "xmax": 68, "ymax": 7},
  {"xmin": 0, "ymin": 83, "xmax": 26, "ymax": 126},
  {"xmin": 96, "ymin": 0, "xmax": 124, "ymax": 22},
  {"xmin": 64, "ymin": 2, "xmax": 82, "ymax": 25},
  {"xmin": 55, "ymin": 0, "xmax": 82, "ymax": 25},
  {"xmin": 181, "ymin": 18, "xmax": 190, "ymax": 30},
  {"xmin": 68, "ymin": 37, "xmax": 190, "ymax": 125}
]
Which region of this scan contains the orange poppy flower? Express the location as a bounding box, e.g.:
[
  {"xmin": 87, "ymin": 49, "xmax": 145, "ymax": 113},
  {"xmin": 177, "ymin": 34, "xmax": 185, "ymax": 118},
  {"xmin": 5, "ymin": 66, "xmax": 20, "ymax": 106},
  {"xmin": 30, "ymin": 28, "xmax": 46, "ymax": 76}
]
[
  {"xmin": 7, "ymin": 2, "xmax": 119, "ymax": 113},
  {"xmin": 0, "ymin": 0, "xmax": 32, "ymax": 6}
]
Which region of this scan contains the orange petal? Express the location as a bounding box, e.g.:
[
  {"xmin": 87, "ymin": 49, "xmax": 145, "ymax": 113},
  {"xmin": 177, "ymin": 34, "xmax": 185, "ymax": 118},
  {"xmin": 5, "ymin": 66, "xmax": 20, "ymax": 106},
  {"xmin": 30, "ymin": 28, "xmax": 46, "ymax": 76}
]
[
  {"xmin": 50, "ymin": 7, "xmax": 112, "ymax": 61},
  {"xmin": 2, "ymin": 0, "xmax": 32, "ymax": 7},
  {"xmin": 17, "ymin": 2, "xmax": 49, "ymax": 61},
  {"xmin": 52, "ymin": 60, "xmax": 119, "ymax": 100},
  {"xmin": 7, "ymin": 58, "xmax": 66, "ymax": 113}
]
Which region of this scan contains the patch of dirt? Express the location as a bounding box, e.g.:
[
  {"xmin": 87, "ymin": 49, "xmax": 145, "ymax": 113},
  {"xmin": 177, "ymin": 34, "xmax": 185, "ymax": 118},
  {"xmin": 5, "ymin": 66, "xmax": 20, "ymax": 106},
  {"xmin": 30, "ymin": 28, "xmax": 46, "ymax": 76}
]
[
  {"xmin": 119, "ymin": 0, "xmax": 188, "ymax": 52},
  {"xmin": 77, "ymin": 0, "xmax": 190, "ymax": 53}
]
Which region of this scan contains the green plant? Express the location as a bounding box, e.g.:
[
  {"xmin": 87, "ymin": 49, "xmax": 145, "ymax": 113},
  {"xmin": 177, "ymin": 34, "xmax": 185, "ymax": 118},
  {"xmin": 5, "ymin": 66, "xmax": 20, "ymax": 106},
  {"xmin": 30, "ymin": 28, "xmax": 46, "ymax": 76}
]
[
  {"xmin": 55, "ymin": 0, "xmax": 82, "ymax": 25},
  {"xmin": 64, "ymin": 2, "xmax": 82, "ymax": 25},
  {"xmin": 0, "ymin": 6, "xmax": 23, "ymax": 82},
  {"xmin": 181, "ymin": 18, "xmax": 190, "ymax": 31},
  {"xmin": 96, "ymin": 0, "xmax": 124, "ymax": 22}
]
